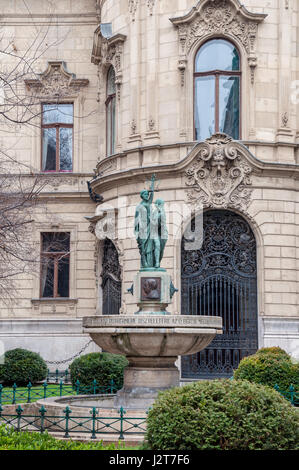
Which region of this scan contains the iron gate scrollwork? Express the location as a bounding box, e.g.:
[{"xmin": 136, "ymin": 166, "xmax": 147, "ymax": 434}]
[
  {"xmin": 181, "ymin": 210, "xmax": 258, "ymax": 379},
  {"xmin": 102, "ymin": 238, "xmax": 121, "ymax": 315}
]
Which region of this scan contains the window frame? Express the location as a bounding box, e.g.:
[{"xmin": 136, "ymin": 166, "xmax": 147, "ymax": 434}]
[
  {"xmin": 193, "ymin": 38, "xmax": 242, "ymax": 141},
  {"xmin": 40, "ymin": 232, "xmax": 71, "ymax": 299},
  {"xmin": 41, "ymin": 102, "xmax": 74, "ymax": 173},
  {"xmin": 105, "ymin": 67, "xmax": 116, "ymax": 156}
]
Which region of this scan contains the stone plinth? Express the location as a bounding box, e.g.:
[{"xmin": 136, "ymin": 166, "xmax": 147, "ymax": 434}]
[
  {"xmin": 133, "ymin": 269, "xmax": 172, "ymax": 315},
  {"xmin": 83, "ymin": 315, "xmax": 223, "ymax": 409}
]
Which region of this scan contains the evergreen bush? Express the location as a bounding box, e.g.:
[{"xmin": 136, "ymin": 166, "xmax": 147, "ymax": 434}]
[
  {"xmin": 145, "ymin": 379, "xmax": 299, "ymax": 450},
  {"xmin": 234, "ymin": 348, "xmax": 299, "ymax": 390},
  {"xmin": 0, "ymin": 349, "xmax": 47, "ymax": 386},
  {"xmin": 69, "ymin": 352, "xmax": 128, "ymax": 391}
]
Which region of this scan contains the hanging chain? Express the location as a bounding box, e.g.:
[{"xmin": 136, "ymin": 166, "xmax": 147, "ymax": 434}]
[{"xmin": 45, "ymin": 339, "xmax": 94, "ymax": 365}]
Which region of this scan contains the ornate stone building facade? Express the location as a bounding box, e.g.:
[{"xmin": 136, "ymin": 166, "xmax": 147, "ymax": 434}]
[{"xmin": 0, "ymin": 0, "xmax": 298, "ymax": 377}]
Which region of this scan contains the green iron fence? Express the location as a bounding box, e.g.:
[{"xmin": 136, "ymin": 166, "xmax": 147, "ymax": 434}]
[
  {"xmin": 274, "ymin": 384, "xmax": 299, "ymax": 407},
  {"xmin": 0, "ymin": 380, "xmax": 118, "ymax": 406},
  {"xmin": 0, "ymin": 405, "xmax": 147, "ymax": 440}
]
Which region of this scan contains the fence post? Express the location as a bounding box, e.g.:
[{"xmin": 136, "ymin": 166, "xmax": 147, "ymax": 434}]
[
  {"xmin": 43, "ymin": 381, "xmax": 48, "ymax": 399},
  {"xmin": 64, "ymin": 406, "xmax": 72, "ymax": 438},
  {"xmin": 65, "ymin": 369, "xmax": 69, "ymax": 384},
  {"xmin": 16, "ymin": 405, "xmax": 23, "ymax": 432},
  {"xmin": 274, "ymin": 384, "xmax": 280, "ymax": 394},
  {"xmin": 0, "ymin": 384, "xmax": 2, "ymax": 405},
  {"xmin": 75, "ymin": 380, "xmax": 80, "ymax": 395},
  {"xmin": 93, "ymin": 379, "xmax": 97, "ymax": 395},
  {"xmin": 39, "ymin": 405, "xmax": 46, "ymax": 433},
  {"xmin": 27, "ymin": 382, "xmax": 32, "ymax": 403},
  {"xmin": 91, "ymin": 407, "xmax": 98, "ymax": 439},
  {"xmin": 290, "ymin": 385, "xmax": 295, "ymax": 405},
  {"xmin": 59, "ymin": 380, "xmax": 63, "ymax": 397},
  {"xmin": 55, "ymin": 369, "xmax": 59, "ymax": 384},
  {"xmin": 110, "ymin": 379, "xmax": 114, "ymax": 394},
  {"xmin": 119, "ymin": 407, "xmax": 126, "ymax": 440},
  {"xmin": 12, "ymin": 383, "xmax": 17, "ymax": 405}
]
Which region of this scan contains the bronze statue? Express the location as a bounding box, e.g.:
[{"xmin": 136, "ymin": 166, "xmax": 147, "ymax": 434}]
[{"xmin": 134, "ymin": 175, "xmax": 168, "ymax": 270}]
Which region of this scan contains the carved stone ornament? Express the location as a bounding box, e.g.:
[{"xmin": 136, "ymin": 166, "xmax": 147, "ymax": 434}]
[
  {"xmin": 129, "ymin": 0, "xmax": 139, "ymax": 21},
  {"xmin": 185, "ymin": 133, "xmax": 253, "ymax": 212},
  {"xmin": 147, "ymin": 0, "xmax": 155, "ymax": 16},
  {"xmin": 25, "ymin": 61, "xmax": 89, "ymax": 98},
  {"xmin": 170, "ymin": 0, "xmax": 267, "ymax": 86},
  {"xmin": 91, "ymin": 28, "xmax": 126, "ymax": 100}
]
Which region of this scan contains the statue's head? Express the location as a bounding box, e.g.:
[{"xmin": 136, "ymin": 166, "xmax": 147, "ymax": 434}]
[
  {"xmin": 140, "ymin": 190, "xmax": 150, "ymax": 201},
  {"xmin": 155, "ymin": 199, "xmax": 164, "ymax": 207}
]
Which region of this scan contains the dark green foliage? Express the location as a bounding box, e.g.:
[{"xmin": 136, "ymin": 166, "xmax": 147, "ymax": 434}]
[
  {"xmin": 69, "ymin": 352, "xmax": 128, "ymax": 391},
  {"xmin": 146, "ymin": 380, "xmax": 299, "ymax": 450},
  {"xmin": 0, "ymin": 349, "xmax": 47, "ymax": 386},
  {"xmin": 0, "ymin": 425, "xmax": 131, "ymax": 450},
  {"xmin": 234, "ymin": 348, "xmax": 299, "ymax": 391}
]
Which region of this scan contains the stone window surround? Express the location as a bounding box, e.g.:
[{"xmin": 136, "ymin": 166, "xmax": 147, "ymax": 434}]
[
  {"xmin": 31, "ymin": 224, "xmax": 78, "ymax": 309},
  {"xmin": 25, "ymin": 61, "xmax": 89, "ymax": 174},
  {"xmin": 170, "ymin": 0, "xmax": 267, "ymax": 142}
]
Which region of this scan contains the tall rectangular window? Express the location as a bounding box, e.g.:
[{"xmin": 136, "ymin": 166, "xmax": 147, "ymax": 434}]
[
  {"xmin": 41, "ymin": 104, "xmax": 73, "ymax": 172},
  {"xmin": 40, "ymin": 232, "xmax": 70, "ymax": 298}
]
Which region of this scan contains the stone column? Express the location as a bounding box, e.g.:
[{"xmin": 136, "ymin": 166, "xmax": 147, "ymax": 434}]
[
  {"xmin": 276, "ymin": 0, "xmax": 294, "ymax": 149},
  {"xmin": 128, "ymin": 0, "xmax": 142, "ymax": 149}
]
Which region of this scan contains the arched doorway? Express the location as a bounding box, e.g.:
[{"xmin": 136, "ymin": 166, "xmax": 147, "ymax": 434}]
[
  {"xmin": 181, "ymin": 210, "xmax": 258, "ymax": 379},
  {"xmin": 101, "ymin": 238, "xmax": 121, "ymax": 315}
]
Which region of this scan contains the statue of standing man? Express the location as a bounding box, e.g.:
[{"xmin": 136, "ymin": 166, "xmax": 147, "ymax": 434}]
[{"xmin": 134, "ymin": 175, "xmax": 168, "ymax": 270}]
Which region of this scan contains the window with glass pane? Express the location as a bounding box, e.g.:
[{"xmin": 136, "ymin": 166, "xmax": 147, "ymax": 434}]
[
  {"xmin": 106, "ymin": 67, "xmax": 116, "ymax": 156},
  {"xmin": 42, "ymin": 103, "xmax": 73, "ymax": 172},
  {"xmin": 194, "ymin": 39, "xmax": 241, "ymax": 141},
  {"xmin": 40, "ymin": 232, "xmax": 70, "ymax": 298}
]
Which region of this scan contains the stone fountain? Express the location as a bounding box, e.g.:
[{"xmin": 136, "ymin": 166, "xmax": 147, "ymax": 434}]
[{"xmin": 83, "ymin": 175, "xmax": 223, "ymax": 410}]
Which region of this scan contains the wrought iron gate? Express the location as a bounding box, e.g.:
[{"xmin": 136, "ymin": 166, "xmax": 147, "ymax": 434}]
[
  {"xmin": 102, "ymin": 239, "xmax": 121, "ymax": 315},
  {"xmin": 181, "ymin": 210, "xmax": 258, "ymax": 379}
]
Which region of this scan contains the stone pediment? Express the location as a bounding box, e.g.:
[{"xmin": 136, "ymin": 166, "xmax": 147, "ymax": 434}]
[
  {"xmin": 184, "ymin": 133, "xmax": 254, "ymax": 211},
  {"xmin": 25, "ymin": 61, "xmax": 89, "ymax": 98},
  {"xmin": 170, "ymin": 0, "xmax": 267, "ymax": 85}
]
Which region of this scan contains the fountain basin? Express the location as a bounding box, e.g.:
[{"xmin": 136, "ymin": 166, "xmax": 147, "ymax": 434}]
[{"xmin": 83, "ymin": 315, "xmax": 222, "ymax": 409}]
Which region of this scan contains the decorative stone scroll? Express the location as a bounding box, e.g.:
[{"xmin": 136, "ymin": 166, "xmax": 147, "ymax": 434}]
[
  {"xmin": 25, "ymin": 61, "xmax": 89, "ymax": 98},
  {"xmin": 170, "ymin": 0, "xmax": 267, "ymax": 86},
  {"xmin": 91, "ymin": 28, "xmax": 126, "ymax": 101},
  {"xmin": 185, "ymin": 133, "xmax": 253, "ymax": 212}
]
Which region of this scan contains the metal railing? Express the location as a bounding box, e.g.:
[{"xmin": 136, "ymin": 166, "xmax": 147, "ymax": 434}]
[
  {"xmin": 0, "ymin": 405, "xmax": 147, "ymax": 440},
  {"xmin": 274, "ymin": 384, "xmax": 299, "ymax": 407},
  {"xmin": 0, "ymin": 380, "xmax": 118, "ymax": 406}
]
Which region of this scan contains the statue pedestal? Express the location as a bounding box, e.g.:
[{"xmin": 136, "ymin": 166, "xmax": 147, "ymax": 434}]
[{"xmin": 133, "ymin": 270, "xmax": 172, "ymax": 315}]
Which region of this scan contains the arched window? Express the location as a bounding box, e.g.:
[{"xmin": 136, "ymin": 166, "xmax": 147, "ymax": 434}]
[
  {"xmin": 101, "ymin": 239, "xmax": 121, "ymax": 315},
  {"xmin": 194, "ymin": 39, "xmax": 241, "ymax": 141},
  {"xmin": 106, "ymin": 66, "xmax": 116, "ymax": 156}
]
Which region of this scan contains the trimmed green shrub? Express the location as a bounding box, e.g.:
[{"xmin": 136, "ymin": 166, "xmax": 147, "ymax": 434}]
[
  {"xmin": 145, "ymin": 380, "xmax": 299, "ymax": 450},
  {"xmin": 0, "ymin": 349, "xmax": 47, "ymax": 386},
  {"xmin": 255, "ymin": 347, "xmax": 292, "ymax": 360},
  {"xmin": 0, "ymin": 425, "xmax": 131, "ymax": 450},
  {"xmin": 234, "ymin": 348, "xmax": 299, "ymax": 391},
  {"xmin": 69, "ymin": 352, "xmax": 128, "ymax": 391}
]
